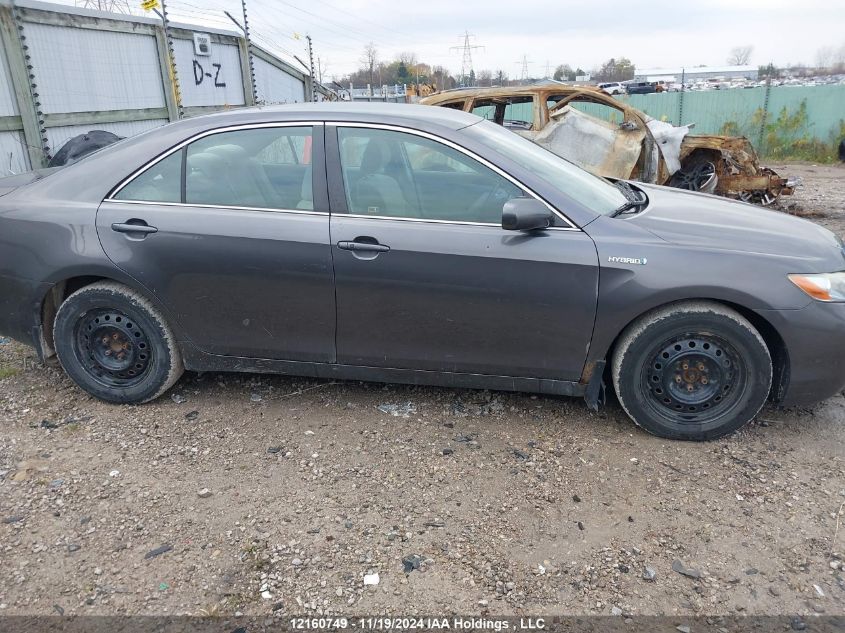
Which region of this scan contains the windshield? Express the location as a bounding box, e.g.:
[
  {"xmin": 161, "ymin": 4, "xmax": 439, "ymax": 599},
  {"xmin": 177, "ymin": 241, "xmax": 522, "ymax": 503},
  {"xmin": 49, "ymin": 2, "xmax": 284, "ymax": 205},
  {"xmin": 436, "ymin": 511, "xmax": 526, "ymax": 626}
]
[{"xmin": 463, "ymin": 120, "xmax": 626, "ymax": 216}]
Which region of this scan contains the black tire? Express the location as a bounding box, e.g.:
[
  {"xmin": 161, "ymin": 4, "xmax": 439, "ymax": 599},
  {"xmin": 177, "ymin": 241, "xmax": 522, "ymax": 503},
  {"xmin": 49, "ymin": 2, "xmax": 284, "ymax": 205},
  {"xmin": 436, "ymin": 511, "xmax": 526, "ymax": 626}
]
[
  {"xmin": 54, "ymin": 281, "xmax": 183, "ymax": 404},
  {"xmin": 611, "ymin": 301, "xmax": 772, "ymax": 441}
]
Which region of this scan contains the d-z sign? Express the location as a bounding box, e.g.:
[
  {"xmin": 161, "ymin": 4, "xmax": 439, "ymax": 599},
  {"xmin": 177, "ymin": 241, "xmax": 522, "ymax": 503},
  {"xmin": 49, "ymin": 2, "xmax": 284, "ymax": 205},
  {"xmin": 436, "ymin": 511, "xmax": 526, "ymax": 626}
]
[{"xmin": 192, "ymin": 60, "xmax": 226, "ymax": 88}]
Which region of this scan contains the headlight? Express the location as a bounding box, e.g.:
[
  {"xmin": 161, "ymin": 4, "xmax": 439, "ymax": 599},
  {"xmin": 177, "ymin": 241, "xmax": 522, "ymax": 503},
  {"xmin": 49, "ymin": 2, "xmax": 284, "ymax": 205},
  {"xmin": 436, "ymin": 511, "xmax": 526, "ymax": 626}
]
[{"xmin": 788, "ymin": 272, "xmax": 845, "ymax": 302}]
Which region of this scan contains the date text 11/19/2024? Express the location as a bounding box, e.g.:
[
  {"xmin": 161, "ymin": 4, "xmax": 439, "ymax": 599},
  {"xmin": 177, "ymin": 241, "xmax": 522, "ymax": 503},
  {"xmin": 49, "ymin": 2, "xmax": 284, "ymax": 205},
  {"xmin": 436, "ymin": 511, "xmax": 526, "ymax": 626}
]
[{"xmin": 288, "ymin": 617, "xmax": 547, "ymax": 630}]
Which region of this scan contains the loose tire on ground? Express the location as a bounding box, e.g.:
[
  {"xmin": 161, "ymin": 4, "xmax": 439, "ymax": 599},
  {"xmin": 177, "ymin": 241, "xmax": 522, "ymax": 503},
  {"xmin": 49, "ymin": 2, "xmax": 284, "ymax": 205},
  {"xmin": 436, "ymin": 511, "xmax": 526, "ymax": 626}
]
[
  {"xmin": 54, "ymin": 281, "xmax": 183, "ymax": 404},
  {"xmin": 611, "ymin": 301, "xmax": 772, "ymax": 441}
]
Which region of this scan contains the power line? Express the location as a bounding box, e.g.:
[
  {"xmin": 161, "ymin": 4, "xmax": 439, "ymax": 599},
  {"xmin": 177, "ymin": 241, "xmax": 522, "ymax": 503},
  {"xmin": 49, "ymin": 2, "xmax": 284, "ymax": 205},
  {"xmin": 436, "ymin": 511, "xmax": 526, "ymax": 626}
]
[
  {"xmin": 75, "ymin": 0, "xmax": 133, "ymax": 13},
  {"xmin": 305, "ymin": 0, "xmax": 417, "ymax": 41},
  {"xmin": 254, "ymin": 0, "xmax": 407, "ymax": 49}
]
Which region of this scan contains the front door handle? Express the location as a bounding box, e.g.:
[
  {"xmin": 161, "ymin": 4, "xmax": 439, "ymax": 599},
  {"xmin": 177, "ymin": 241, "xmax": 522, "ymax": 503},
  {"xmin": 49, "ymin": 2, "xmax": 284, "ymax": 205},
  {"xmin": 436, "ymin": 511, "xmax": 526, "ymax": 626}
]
[
  {"xmin": 112, "ymin": 220, "xmax": 158, "ymax": 235},
  {"xmin": 337, "ymin": 240, "xmax": 390, "ymax": 253}
]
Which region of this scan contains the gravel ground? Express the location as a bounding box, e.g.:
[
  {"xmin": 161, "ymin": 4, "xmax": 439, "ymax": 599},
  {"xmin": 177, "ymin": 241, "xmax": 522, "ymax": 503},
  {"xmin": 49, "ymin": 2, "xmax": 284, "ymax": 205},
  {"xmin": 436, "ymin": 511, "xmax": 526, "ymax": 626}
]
[{"xmin": 1, "ymin": 163, "xmax": 844, "ymax": 619}]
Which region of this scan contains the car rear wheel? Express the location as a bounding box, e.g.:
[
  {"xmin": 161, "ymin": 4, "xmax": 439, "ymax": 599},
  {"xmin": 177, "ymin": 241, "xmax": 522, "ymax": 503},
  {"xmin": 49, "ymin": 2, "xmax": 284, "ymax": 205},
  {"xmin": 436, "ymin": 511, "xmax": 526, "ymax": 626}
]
[
  {"xmin": 54, "ymin": 281, "xmax": 183, "ymax": 404},
  {"xmin": 611, "ymin": 301, "xmax": 772, "ymax": 441}
]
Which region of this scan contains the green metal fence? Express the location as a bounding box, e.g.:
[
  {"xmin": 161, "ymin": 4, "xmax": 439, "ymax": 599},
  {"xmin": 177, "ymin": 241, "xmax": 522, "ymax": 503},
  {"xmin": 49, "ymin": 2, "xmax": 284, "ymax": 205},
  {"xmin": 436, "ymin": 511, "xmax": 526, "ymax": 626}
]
[{"xmin": 620, "ymin": 84, "xmax": 845, "ymax": 149}]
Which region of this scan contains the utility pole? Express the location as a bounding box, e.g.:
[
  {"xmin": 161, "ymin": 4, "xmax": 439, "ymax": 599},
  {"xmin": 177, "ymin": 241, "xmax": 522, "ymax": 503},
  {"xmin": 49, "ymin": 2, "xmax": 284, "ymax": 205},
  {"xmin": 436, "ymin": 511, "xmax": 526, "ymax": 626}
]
[
  {"xmin": 306, "ymin": 35, "xmax": 317, "ymax": 101},
  {"xmin": 449, "ymin": 31, "xmax": 483, "ymax": 87},
  {"xmin": 544, "ymin": 59, "xmax": 550, "ymax": 79}
]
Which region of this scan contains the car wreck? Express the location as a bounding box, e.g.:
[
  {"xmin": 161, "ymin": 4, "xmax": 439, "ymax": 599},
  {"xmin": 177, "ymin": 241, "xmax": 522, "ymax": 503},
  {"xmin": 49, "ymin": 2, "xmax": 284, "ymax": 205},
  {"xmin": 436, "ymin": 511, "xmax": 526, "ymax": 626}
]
[{"xmin": 421, "ymin": 85, "xmax": 794, "ymax": 205}]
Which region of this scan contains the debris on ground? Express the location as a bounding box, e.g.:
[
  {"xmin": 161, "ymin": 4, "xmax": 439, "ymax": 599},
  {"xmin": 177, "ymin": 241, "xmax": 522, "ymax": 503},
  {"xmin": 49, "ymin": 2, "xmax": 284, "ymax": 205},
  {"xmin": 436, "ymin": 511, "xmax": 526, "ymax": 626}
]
[
  {"xmin": 144, "ymin": 544, "xmax": 173, "ymax": 560},
  {"xmin": 377, "ymin": 402, "xmax": 417, "ymax": 417},
  {"xmin": 672, "ymin": 559, "xmax": 703, "ymax": 579},
  {"xmin": 402, "ymin": 555, "xmax": 422, "ymax": 573}
]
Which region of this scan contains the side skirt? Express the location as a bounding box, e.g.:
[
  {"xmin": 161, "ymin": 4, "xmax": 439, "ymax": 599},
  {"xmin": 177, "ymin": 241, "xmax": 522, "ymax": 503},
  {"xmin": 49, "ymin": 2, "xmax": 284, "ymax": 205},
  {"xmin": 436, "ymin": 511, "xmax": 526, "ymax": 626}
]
[{"xmin": 181, "ymin": 346, "xmax": 586, "ymax": 398}]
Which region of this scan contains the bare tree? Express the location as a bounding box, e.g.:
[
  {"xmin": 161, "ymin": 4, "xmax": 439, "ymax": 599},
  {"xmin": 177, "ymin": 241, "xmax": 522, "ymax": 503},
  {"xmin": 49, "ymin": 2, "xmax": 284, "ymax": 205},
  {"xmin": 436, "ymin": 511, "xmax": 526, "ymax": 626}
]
[
  {"xmin": 816, "ymin": 46, "xmax": 835, "ymax": 70},
  {"xmin": 727, "ymin": 46, "xmax": 754, "ymax": 66},
  {"xmin": 477, "ymin": 69, "xmax": 493, "ymax": 87},
  {"xmin": 361, "ymin": 42, "xmax": 378, "ymax": 86},
  {"xmin": 398, "ymin": 52, "xmax": 418, "ymax": 67},
  {"xmin": 316, "ymin": 57, "xmax": 329, "ymax": 83}
]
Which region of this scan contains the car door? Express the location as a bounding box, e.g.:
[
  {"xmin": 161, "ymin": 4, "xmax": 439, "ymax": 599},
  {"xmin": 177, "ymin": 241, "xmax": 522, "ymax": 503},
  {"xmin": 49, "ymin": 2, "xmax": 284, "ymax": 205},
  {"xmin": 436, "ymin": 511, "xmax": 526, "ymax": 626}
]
[
  {"xmin": 328, "ymin": 124, "xmax": 598, "ymax": 381},
  {"xmin": 97, "ymin": 123, "xmax": 336, "ymax": 362}
]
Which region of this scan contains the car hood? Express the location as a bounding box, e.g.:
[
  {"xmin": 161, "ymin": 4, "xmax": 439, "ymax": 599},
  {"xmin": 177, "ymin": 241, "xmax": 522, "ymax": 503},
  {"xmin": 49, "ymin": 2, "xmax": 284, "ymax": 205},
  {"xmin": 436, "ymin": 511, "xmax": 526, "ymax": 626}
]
[{"xmin": 625, "ymin": 183, "xmax": 842, "ymax": 265}]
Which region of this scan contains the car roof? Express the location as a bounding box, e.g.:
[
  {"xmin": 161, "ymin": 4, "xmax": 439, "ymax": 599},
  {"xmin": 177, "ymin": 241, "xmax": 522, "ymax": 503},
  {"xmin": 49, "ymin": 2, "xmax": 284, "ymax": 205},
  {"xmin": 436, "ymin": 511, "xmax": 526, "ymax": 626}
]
[
  {"xmin": 420, "ymin": 84, "xmax": 605, "ymax": 105},
  {"xmin": 195, "ymin": 101, "xmax": 483, "ymax": 130}
]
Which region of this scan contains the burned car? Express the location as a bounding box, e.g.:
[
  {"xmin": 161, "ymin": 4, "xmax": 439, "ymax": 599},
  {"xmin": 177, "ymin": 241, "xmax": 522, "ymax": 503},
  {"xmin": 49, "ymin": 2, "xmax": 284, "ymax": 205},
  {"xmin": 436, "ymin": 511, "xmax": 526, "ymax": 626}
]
[{"xmin": 421, "ymin": 85, "xmax": 793, "ymax": 205}]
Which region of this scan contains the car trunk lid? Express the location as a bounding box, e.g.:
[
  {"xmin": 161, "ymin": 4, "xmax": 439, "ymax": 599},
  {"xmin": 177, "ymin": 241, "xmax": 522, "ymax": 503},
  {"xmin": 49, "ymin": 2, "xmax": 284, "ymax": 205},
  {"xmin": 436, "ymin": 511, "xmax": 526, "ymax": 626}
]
[{"xmin": 0, "ymin": 167, "xmax": 62, "ymax": 198}]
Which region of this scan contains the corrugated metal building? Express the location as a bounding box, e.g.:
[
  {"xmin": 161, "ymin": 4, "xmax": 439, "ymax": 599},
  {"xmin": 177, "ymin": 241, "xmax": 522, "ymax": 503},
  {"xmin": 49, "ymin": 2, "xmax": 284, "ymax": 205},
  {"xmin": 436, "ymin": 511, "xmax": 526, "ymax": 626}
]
[{"xmin": 634, "ymin": 65, "xmax": 759, "ymax": 81}]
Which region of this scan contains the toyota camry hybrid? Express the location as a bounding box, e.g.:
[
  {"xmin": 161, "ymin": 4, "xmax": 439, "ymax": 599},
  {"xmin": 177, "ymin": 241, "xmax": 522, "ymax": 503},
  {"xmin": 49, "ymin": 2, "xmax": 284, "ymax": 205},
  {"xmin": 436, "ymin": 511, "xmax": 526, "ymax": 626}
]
[{"xmin": 1, "ymin": 103, "xmax": 844, "ymax": 441}]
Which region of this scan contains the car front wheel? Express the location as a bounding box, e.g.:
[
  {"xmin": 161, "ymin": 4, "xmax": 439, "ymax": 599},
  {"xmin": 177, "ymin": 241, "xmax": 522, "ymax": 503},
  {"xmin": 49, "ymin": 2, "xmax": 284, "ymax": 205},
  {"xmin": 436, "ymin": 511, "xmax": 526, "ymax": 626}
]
[
  {"xmin": 611, "ymin": 301, "xmax": 772, "ymax": 441},
  {"xmin": 54, "ymin": 281, "xmax": 184, "ymax": 404}
]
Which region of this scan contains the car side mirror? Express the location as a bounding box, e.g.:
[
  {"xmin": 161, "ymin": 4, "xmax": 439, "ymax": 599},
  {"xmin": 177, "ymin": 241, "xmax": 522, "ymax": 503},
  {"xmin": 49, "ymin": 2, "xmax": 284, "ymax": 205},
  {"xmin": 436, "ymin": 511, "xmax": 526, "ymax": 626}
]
[{"xmin": 502, "ymin": 197, "xmax": 553, "ymax": 231}]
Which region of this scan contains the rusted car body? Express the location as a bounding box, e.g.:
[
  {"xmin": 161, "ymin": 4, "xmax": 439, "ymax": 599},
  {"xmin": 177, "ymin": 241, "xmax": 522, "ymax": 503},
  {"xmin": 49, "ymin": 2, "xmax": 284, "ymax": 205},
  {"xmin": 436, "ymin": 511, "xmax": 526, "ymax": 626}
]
[{"xmin": 421, "ymin": 85, "xmax": 793, "ymax": 205}]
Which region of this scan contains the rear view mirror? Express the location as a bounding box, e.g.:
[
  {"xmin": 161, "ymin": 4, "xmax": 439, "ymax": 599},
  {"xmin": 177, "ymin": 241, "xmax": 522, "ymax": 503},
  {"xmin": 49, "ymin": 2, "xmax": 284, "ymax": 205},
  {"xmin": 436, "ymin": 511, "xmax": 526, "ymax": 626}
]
[{"xmin": 502, "ymin": 197, "xmax": 553, "ymax": 231}]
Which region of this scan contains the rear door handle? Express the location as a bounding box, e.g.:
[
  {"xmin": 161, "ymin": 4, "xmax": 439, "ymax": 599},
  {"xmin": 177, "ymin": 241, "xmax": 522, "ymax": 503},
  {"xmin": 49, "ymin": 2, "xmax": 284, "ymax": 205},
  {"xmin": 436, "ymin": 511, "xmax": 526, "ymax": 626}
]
[
  {"xmin": 337, "ymin": 241, "xmax": 390, "ymax": 253},
  {"xmin": 112, "ymin": 221, "xmax": 158, "ymax": 235}
]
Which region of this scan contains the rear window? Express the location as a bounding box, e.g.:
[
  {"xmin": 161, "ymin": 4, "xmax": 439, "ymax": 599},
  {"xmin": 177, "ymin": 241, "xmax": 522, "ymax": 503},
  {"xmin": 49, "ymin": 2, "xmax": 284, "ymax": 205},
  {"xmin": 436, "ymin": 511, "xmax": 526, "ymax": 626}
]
[{"xmin": 114, "ymin": 151, "xmax": 182, "ymax": 203}]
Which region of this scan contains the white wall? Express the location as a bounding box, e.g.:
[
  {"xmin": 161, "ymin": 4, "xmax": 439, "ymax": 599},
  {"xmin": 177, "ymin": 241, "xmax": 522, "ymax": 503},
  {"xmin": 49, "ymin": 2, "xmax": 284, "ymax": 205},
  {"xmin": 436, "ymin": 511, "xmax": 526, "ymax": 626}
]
[
  {"xmin": 254, "ymin": 56, "xmax": 306, "ymax": 104},
  {"xmin": 0, "ymin": 32, "xmax": 18, "ymax": 117},
  {"xmin": 173, "ymin": 38, "xmax": 245, "ymax": 107},
  {"xmin": 0, "ymin": 131, "xmax": 29, "ymax": 175},
  {"xmin": 23, "ymin": 23, "xmax": 165, "ymax": 113}
]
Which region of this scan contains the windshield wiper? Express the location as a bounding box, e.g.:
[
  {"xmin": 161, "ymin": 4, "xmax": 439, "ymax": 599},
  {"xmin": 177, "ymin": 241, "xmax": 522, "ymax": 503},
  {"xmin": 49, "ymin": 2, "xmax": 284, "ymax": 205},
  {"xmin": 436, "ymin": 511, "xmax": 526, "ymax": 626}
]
[{"xmin": 611, "ymin": 181, "xmax": 648, "ymax": 217}]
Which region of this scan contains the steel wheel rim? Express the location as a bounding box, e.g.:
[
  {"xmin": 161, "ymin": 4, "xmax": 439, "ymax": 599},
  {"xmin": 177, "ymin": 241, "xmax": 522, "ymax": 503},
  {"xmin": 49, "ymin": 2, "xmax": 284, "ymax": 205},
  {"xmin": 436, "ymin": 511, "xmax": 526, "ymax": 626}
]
[
  {"xmin": 641, "ymin": 333, "xmax": 747, "ymax": 425},
  {"xmin": 73, "ymin": 309, "xmax": 152, "ymax": 388}
]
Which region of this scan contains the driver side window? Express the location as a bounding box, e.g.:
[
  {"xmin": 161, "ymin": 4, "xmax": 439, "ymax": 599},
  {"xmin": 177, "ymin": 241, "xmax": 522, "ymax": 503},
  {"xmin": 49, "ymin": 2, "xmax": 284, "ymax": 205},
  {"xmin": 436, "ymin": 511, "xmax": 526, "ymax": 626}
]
[{"xmin": 337, "ymin": 127, "xmax": 524, "ymax": 224}]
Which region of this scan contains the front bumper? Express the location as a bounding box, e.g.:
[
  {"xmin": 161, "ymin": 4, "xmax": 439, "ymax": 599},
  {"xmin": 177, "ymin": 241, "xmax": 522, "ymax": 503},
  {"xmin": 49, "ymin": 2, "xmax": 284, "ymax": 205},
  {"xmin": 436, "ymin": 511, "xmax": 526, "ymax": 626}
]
[
  {"xmin": 0, "ymin": 273, "xmax": 49, "ymax": 349},
  {"xmin": 758, "ymin": 300, "xmax": 845, "ymax": 407}
]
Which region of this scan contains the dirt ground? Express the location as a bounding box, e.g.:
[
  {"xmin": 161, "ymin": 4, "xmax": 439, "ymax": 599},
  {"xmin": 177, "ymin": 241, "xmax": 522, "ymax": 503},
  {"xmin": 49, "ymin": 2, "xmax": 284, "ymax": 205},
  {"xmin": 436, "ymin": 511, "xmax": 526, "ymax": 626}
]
[{"xmin": 1, "ymin": 163, "xmax": 844, "ymax": 620}]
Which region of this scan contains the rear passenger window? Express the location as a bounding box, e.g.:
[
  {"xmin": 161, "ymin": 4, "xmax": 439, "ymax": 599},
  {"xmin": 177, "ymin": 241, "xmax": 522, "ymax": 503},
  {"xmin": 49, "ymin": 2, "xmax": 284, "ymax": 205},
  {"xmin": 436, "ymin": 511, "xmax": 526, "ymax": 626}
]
[
  {"xmin": 114, "ymin": 151, "xmax": 182, "ymax": 203},
  {"xmin": 186, "ymin": 127, "xmax": 313, "ymax": 210}
]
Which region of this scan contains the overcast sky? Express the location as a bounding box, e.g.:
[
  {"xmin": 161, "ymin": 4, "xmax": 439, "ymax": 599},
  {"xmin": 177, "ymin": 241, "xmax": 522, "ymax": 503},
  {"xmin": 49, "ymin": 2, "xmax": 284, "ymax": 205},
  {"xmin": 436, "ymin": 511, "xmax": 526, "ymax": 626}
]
[{"xmin": 58, "ymin": 0, "xmax": 845, "ymax": 79}]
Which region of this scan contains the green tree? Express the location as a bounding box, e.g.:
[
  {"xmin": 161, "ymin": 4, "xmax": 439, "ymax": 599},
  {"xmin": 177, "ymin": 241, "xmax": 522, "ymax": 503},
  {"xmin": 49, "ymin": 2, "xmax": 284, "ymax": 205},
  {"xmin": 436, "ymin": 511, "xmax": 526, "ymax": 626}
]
[
  {"xmin": 553, "ymin": 64, "xmax": 574, "ymax": 81},
  {"xmin": 594, "ymin": 57, "xmax": 634, "ymax": 82}
]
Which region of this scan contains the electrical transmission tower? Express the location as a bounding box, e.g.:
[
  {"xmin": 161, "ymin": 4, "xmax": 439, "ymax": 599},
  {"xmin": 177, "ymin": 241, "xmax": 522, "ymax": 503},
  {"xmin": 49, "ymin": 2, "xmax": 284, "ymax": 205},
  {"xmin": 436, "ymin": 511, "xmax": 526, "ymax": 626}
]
[
  {"xmin": 515, "ymin": 54, "xmax": 531, "ymax": 82},
  {"xmin": 76, "ymin": 0, "xmax": 133, "ymax": 13},
  {"xmin": 450, "ymin": 31, "xmax": 484, "ymax": 87}
]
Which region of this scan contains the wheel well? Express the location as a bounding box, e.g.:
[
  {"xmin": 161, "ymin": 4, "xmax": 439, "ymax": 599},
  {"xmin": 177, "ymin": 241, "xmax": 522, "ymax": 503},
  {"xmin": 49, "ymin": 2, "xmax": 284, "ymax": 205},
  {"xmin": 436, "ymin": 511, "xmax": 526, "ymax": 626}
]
[
  {"xmin": 40, "ymin": 276, "xmax": 109, "ymax": 358},
  {"xmin": 603, "ymin": 299, "xmax": 790, "ymax": 404},
  {"xmin": 681, "ymin": 148, "xmax": 721, "ymax": 167}
]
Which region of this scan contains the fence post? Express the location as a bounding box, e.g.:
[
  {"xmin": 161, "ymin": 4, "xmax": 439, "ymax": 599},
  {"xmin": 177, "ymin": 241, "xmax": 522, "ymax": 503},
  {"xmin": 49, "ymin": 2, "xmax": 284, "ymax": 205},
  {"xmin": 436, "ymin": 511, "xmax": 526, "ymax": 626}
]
[
  {"xmin": 236, "ymin": 36, "xmax": 256, "ymax": 106},
  {"xmin": 157, "ymin": 0, "xmax": 183, "ymax": 120},
  {"xmin": 0, "ymin": 4, "xmax": 47, "ymax": 167},
  {"xmin": 240, "ymin": 0, "xmax": 257, "ymax": 105},
  {"xmin": 678, "ymin": 68, "xmax": 685, "ymax": 126},
  {"xmin": 153, "ymin": 26, "xmax": 179, "ymax": 122},
  {"xmin": 306, "ymin": 35, "xmax": 317, "ymax": 102},
  {"xmin": 758, "ymin": 63, "xmax": 773, "ymax": 156}
]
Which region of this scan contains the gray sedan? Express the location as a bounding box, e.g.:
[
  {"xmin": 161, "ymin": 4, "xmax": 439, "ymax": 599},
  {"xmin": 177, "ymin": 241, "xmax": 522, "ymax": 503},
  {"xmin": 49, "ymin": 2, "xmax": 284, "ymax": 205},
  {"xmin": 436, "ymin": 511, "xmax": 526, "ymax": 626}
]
[{"xmin": 1, "ymin": 103, "xmax": 843, "ymax": 441}]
